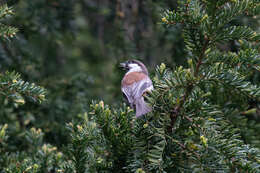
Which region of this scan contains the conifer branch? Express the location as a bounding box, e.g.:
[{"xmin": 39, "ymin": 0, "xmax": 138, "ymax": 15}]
[
  {"xmin": 169, "ymin": 36, "xmax": 210, "ymax": 132},
  {"xmin": 195, "ymin": 38, "xmax": 209, "ymax": 77}
]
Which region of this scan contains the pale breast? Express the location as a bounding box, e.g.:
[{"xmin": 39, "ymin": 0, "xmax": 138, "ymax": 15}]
[{"xmin": 122, "ymin": 72, "xmax": 148, "ymax": 86}]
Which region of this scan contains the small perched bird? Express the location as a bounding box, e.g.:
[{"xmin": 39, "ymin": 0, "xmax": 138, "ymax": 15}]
[{"xmin": 120, "ymin": 60, "xmax": 153, "ymax": 117}]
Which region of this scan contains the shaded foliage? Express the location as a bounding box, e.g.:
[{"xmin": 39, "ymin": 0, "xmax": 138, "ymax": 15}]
[{"xmin": 0, "ymin": 0, "xmax": 260, "ymax": 172}]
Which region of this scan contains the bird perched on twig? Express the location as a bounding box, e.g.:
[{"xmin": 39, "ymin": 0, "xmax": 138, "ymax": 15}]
[{"xmin": 120, "ymin": 60, "xmax": 153, "ymax": 117}]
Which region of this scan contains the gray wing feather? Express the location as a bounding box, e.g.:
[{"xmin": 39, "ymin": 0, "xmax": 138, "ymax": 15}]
[
  {"xmin": 122, "ymin": 86, "xmax": 135, "ymax": 104},
  {"xmin": 121, "ymin": 77, "xmax": 153, "ymax": 106}
]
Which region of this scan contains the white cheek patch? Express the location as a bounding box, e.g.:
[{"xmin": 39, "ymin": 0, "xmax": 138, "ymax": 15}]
[
  {"xmin": 126, "ymin": 63, "xmax": 142, "ymax": 74},
  {"xmin": 128, "ymin": 64, "xmax": 139, "ymax": 68}
]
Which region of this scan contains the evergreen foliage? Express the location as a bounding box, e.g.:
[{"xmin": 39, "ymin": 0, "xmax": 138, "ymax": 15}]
[
  {"xmin": 0, "ymin": 3, "xmax": 45, "ymax": 105},
  {"xmin": 0, "ymin": 4, "xmax": 17, "ymax": 41},
  {"xmin": 67, "ymin": 0, "xmax": 259, "ymax": 172},
  {"xmin": 0, "ymin": 0, "xmax": 260, "ymax": 172},
  {"xmin": 0, "ymin": 71, "xmax": 46, "ymax": 104}
]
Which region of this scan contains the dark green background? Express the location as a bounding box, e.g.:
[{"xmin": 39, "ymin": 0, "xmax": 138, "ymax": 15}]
[{"xmin": 0, "ymin": 0, "xmax": 259, "ymax": 152}]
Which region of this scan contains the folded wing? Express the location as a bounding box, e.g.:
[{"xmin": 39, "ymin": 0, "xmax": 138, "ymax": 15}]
[{"xmin": 121, "ymin": 77, "xmax": 153, "ymax": 117}]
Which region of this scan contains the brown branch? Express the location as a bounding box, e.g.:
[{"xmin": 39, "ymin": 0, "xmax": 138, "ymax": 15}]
[
  {"xmin": 168, "ymin": 38, "xmax": 210, "ymax": 132},
  {"xmin": 167, "ymin": 134, "xmax": 201, "ymax": 160},
  {"xmin": 195, "ymin": 38, "xmax": 209, "ymax": 77},
  {"xmin": 168, "ymin": 84, "xmax": 193, "ymax": 132}
]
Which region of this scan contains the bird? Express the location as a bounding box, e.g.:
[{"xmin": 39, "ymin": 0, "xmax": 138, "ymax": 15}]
[{"xmin": 120, "ymin": 59, "xmax": 153, "ymax": 117}]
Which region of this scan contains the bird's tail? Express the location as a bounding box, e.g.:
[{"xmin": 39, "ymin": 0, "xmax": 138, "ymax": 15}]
[{"xmin": 135, "ymin": 97, "xmax": 152, "ymax": 118}]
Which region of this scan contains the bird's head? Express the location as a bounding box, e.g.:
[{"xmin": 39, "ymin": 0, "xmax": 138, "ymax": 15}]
[{"xmin": 120, "ymin": 59, "xmax": 148, "ymax": 75}]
